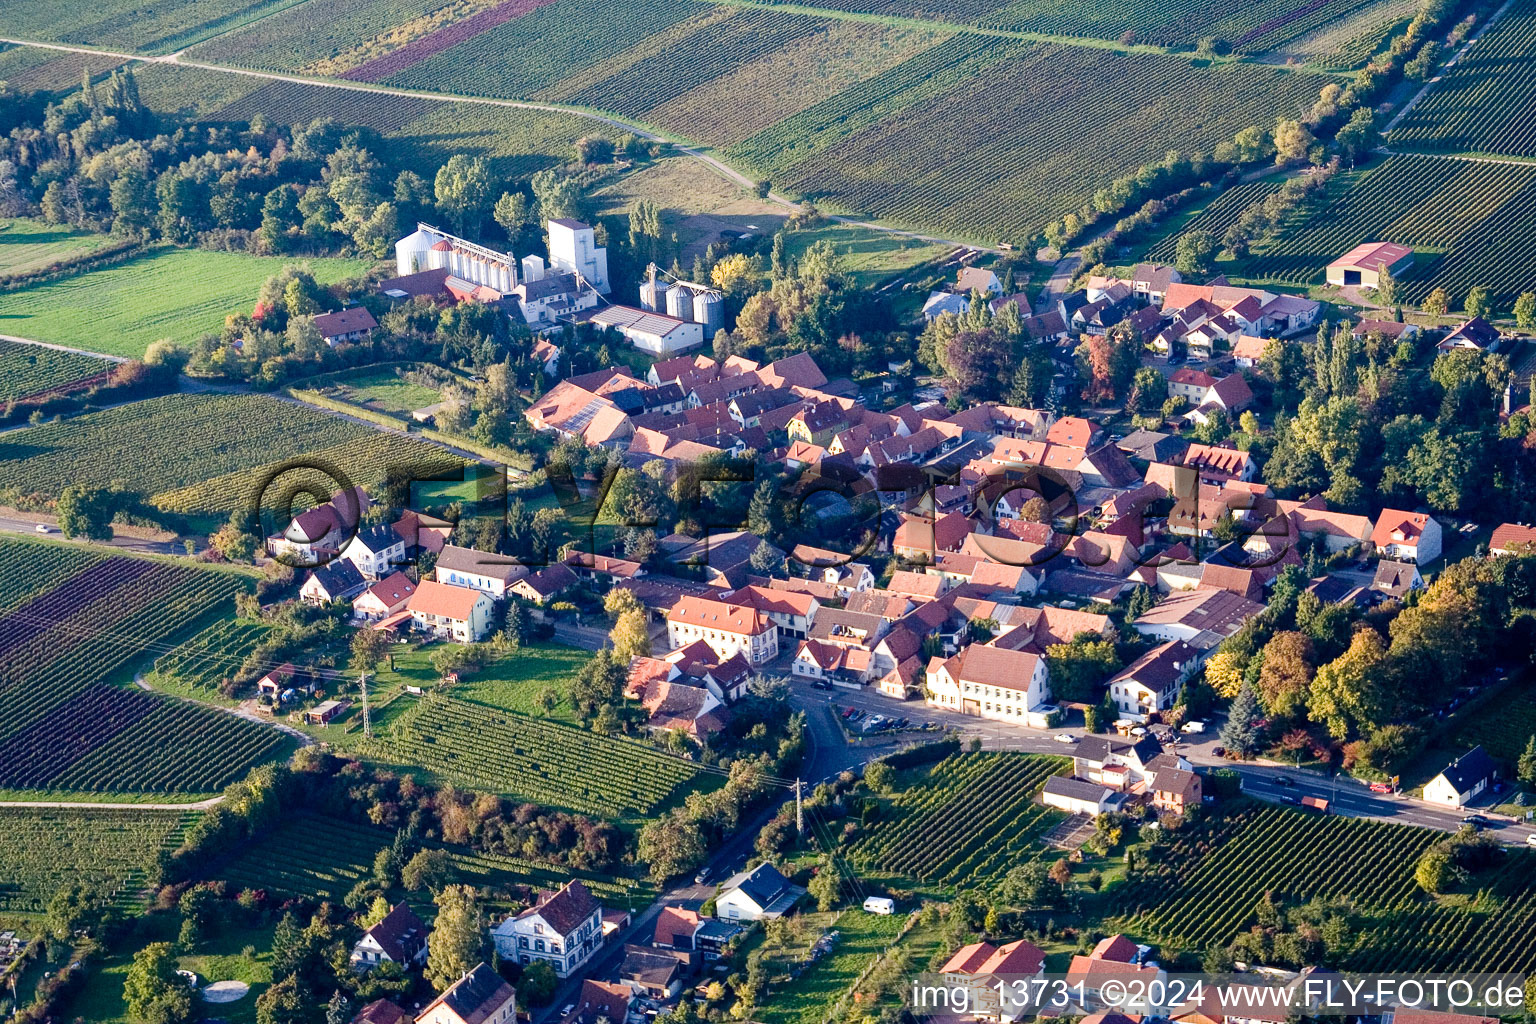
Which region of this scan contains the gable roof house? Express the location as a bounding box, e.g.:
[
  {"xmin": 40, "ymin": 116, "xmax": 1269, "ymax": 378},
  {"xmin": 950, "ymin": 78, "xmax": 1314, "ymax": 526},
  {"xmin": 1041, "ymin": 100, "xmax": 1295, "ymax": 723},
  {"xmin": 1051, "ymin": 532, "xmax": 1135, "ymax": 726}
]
[
  {"xmin": 300, "ymin": 559, "xmax": 368, "ymax": 606},
  {"xmin": 313, "ymin": 305, "xmax": 378, "ymax": 346},
  {"xmin": 1438, "ymin": 316, "xmax": 1502, "ymax": 353},
  {"xmin": 1042, "ymin": 775, "xmax": 1122, "ymax": 817},
  {"xmin": 619, "ymin": 945, "xmax": 690, "ymax": 999},
  {"xmin": 1107, "ymin": 640, "xmax": 1199, "ymax": 722},
  {"xmin": 1371, "ymin": 509, "xmax": 1442, "ymax": 564},
  {"xmin": 1372, "ymin": 559, "xmax": 1424, "ymax": 599},
  {"xmin": 1491, "ymin": 522, "xmax": 1536, "ymax": 556},
  {"xmin": 571, "ymin": 979, "xmax": 633, "ymax": 1024},
  {"xmin": 939, "ymin": 938, "xmax": 1048, "ymax": 1022},
  {"xmin": 925, "ymin": 644, "xmax": 1051, "ymax": 724},
  {"xmin": 1132, "ymin": 263, "xmax": 1182, "ymax": 307},
  {"xmin": 433, "ymin": 545, "xmax": 529, "ymax": 598},
  {"xmin": 352, "ymin": 571, "xmax": 418, "ymax": 622},
  {"xmin": 715, "ymin": 862, "xmax": 805, "ymax": 921},
  {"xmin": 490, "ymin": 880, "xmax": 604, "ymax": 977},
  {"xmin": 341, "ymin": 523, "xmax": 409, "ymax": 579},
  {"xmin": 1133, "ymin": 587, "xmax": 1263, "ymax": 651},
  {"xmin": 416, "ymin": 963, "xmax": 515, "ymax": 1024},
  {"xmin": 408, "ymin": 579, "xmax": 494, "ymax": 642},
  {"xmin": 666, "ymin": 595, "xmax": 779, "ymax": 666},
  {"xmin": 1072, "ymin": 734, "xmax": 1166, "ymax": 790},
  {"xmin": 1423, "ymin": 746, "xmax": 1499, "ymax": 808},
  {"xmin": 350, "ymin": 902, "xmax": 428, "ymax": 971}
]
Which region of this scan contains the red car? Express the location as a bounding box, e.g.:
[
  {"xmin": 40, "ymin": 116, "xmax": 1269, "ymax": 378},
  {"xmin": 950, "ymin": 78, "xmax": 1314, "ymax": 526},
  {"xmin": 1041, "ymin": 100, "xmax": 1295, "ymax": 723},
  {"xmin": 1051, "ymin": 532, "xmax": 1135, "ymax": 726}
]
[{"xmin": 1369, "ymin": 782, "xmax": 1393, "ymax": 794}]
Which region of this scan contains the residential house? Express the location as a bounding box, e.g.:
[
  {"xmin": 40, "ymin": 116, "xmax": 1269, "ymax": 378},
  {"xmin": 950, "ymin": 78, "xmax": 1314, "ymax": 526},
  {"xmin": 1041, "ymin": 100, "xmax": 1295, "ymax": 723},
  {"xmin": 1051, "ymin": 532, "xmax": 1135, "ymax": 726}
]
[
  {"xmin": 1437, "ymin": 317, "xmax": 1501, "ymax": 353},
  {"xmin": 924, "ymin": 645, "xmax": 1051, "ymax": 724},
  {"xmin": 923, "ymin": 290, "xmax": 970, "ymax": 320},
  {"xmin": 415, "ymin": 963, "xmax": 515, "ymax": 1024},
  {"xmin": 1371, "ymin": 509, "xmax": 1442, "ymax": 564},
  {"xmin": 408, "ymin": 579, "xmax": 494, "ymax": 642},
  {"xmin": 665, "ymin": 640, "xmax": 755, "ymax": 703},
  {"xmin": 653, "ymin": 907, "xmax": 704, "ymax": 950},
  {"xmin": 624, "ymin": 657, "xmax": 725, "ymax": 737},
  {"xmin": 570, "ymin": 979, "xmax": 633, "ymax": 1024},
  {"xmin": 267, "ymin": 486, "xmax": 368, "ymax": 564},
  {"xmin": 619, "ymin": 946, "xmax": 689, "ymax": 999},
  {"xmin": 1132, "ymin": 263, "xmax": 1182, "ymax": 307},
  {"xmin": 352, "ymin": 572, "xmax": 417, "ymax": 622},
  {"xmin": 1107, "ymin": 640, "xmax": 1198, "ymax": 721},
  {"xmin": 256, "ymin": 662, "xmax": 319, "ymax": 701},
  {"xmin": 1072, "ymin": 734, "xmax": 1166, "ymax": 790},
  {"xmin": 341, "ymin": 524, "xmax": 408, "ymax": 579},
  {"xmin": 939, "ymin": 938, "xmax": 1047, "ymax": 1022},
  {"xmin": 1491, "ymin": 522, "xmax": 1536, "ymax": 556},
  {"xmin": 434, "ymin": 545, "xmax": 529, "ymax": 598},
  {"xmin": 1423, "ymin": 746, "xmax": 1498, "ymax": 808},
  {"xmin": 313, "ymin": 306, "xmax": 377, "ymax": 346},
  {"xmin": 793, "ymin": 639, "xmax": 874, "ymax": 688},
  {"xmin": 350, "ymin": 903, "xmax": 428, "ymax": 971},
  {"xmin": 728, "ymin": 584, "xmax": 820, "ymax": 639},
  {"xmin": 506, "ymin": 563, "xmax": 579, "ymax": 605},
  {"xmin": 955, "ymin": 266, "xmax": 1003, "ymax": 296},
  {"xmin": 715, "ymin": 862, "xmax": 805, "ymax": 922},
  {"xmin": 1232, "ymin": 334, "xmax": 1271, "ymax": 367},
  {"xmin": 300, "ymin": 560, "xmax": 367, "ymax": 605},
  {"xmin": 1182, "ymin": 443, "xmax": 1256, "ymax": 483},
  {"xmin": 666, "ymin": 595, "xmax": 779, "ymax": 666},
  {"xmin": 490, "ymin": 881, "xmax": 604, "ymax": 977},
  {"xmin": 392, "ymin": 508, "xmax": 453, "ymax": 557},
  {"xmin": 1354, "ymin": 318, "xmax": 1420, "ymax": 342},
  {"xmin": 523, "ymin": 379, "xmax": 634, "ymax": 447},
  {"xmin": 1372, "ymin": 559, "xmax": 1423, "ymax": 600},
  {"xmin": 1167, "ymin": 368, "xmax": 1217, "ymax": 404},
  {"xmin": 350, "ymin": 999, "xmax": 411, "ymax": 1024},
  {"xmin": 1150, "ymin": 766, "xmax": 1202, "ymax": 815},
  {"xmin": 1066, "ymin": 939, "xmax": 1163, "ymax": 1013}
]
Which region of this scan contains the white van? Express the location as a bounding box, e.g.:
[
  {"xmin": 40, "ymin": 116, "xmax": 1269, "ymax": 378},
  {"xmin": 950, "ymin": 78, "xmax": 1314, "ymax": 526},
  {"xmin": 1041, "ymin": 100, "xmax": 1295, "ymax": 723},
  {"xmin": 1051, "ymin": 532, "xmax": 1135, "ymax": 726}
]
[{"xmin": 863, "ymin": 896, "xmax": 895, "ymax": 915}]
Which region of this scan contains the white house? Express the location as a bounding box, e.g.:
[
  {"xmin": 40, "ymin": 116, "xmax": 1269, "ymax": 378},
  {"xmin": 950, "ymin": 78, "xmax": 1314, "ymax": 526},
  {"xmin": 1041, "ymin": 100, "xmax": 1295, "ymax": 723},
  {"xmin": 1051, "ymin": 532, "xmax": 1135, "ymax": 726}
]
[
  {"xmin": 666, "ymin": 596, "xmax": 779, "ymax": 666},
  {"xmin": 590, "ymin": 304, "xmax": 704, "ymax": 356},
  {"xmin": 1423, "ymin": 746, "xmax": 1498, "ymax": 808},
  {"xmin": 491, "ymin": 881, "xmax": 604, "ymax": 978},
  {"xmin": 341, "ymin": 524, "xmax": 408, "ymax": 579},
  {"xmin": 408, "ymin": 579, "xmax": 494, "ymax": 642},
  {"xmin": 728, "ymin": 585, "xmax": 820, "ymax": 639},
  {"xmin": 1106, "ymin": 640, "xmax": 1198, "ymax": 722},
  {"xmin": 299, "ymin": 560, "xmax": 366, "ymax": 605},
  {"xmin": 716, "ymin": 863, "xmax": 805, "ymax": 922},
  {"xmin": 1371, "ymin": 509, "xmax": 1442, "ymax": 564},
  {"xmin": 924, "ymin": 645, "xmax": 1051, "ymax": 725},
  {"xmin": 350, "ymin": 903, "xmax": 428, "ymax": 971},
  {"xmin": 434, "ymin": 544, "xmax": 529, "ymax": 598}
]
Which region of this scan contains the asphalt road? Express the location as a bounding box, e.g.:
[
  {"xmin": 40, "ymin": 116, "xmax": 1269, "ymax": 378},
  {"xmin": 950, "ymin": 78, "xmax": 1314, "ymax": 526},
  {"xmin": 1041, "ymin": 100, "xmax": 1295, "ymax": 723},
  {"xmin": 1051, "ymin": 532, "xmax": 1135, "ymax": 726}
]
[{"xmin": 0, "ymin": 514, "xmax": 184, "ymax": 555}]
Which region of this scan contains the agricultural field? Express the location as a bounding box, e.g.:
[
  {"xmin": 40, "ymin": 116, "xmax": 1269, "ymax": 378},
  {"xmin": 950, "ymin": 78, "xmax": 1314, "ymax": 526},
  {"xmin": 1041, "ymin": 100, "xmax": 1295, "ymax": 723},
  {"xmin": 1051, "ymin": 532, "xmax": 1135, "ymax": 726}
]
[
  {"xmin": 0, "ymin": 247, "xmax": 372, "ymax": 357},
  {"xmin": 147, "ymin": 618, "xmax": 275, "ymax": 701},
  {"xmin": 0, "ymin": 0, "xmax": 312, "ymax": 55},
  {"xmin": 376, "ymin": 693, "xmax": 704, "ymax": 818},
  {"xmin": 0, "ymin": 807, "xmax": 195, "ymax": 919},
  {"xmin": 1112, "ymin": 803, "xmax": 1536, "ymax": 972},
  {"xmin": 848, "ymin": 753, "xmax": 1067, "ymax": 887},
  {"xmin": 0, "ymin": 44, "xmax": 128, "ymax": 93},
  {"xmin": 755, "ymin": 908, "xmax": 908, "ymax": 1024},
  {"xmin": 207, "ymin": 810, "xmax": 655, "ymax": 909},
  {"xmin": 0, "ymin": 219, "xmax": 116, "ymax": 279},
  {"xmin": 728, "ymin": 38, "xmax": 1322, "ymax": 241},
  {"xmin": 183, "ymin": 0, "xmax": 464, "ymax": 73},
  {"xmin": 1143, "ymin": 178, "xmax": 1286, "ymax": 262},
  {"xmin": 0, "ymin": 339, "xmax": 111, "ymax": 403},
  {"xmin": 1245, "ymin": 153, "xmax": 1536, "ymax": 306},
  {"xmin": 0, "ymin": 391, "xmax": 468, "ymax": 519},
  {"xmin": 1387, "ymin": 0, "xmax": 1536, "ymax": 157},
  {"xmin": 0, "ymin": 540, "xmax": 286, "ymax": 794},
  {"xmin": 1263, "ymin": 0, "xmax": 1416, "ymax": 68}
]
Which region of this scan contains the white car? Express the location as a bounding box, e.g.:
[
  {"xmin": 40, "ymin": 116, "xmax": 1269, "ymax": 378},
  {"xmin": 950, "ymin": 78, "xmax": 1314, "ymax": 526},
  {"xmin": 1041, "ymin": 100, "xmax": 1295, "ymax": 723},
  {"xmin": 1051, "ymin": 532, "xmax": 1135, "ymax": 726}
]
[
  {"xmin": 1181, "ymin": 720, "xmax": 1207, "ymax": 734},
  {"xmin": 1527, "ymin": 834, "xmax": 1536, "ymax": 848},
  {"xmin": 1054, "ymin": 732, "xmax": 1078, "ymax": 744},
  {"xmin": 33, "ymin": 524, "xmax": 49, "ymax": 533}
]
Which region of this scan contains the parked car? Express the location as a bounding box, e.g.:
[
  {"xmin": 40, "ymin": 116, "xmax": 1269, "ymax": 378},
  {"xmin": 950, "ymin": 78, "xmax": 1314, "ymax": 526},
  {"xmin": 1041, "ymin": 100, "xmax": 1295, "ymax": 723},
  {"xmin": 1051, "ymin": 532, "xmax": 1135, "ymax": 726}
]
[
  {"xmin": 1212, "ymin": 746, "xmax": 1226, "ymax": 758},
  {"xmin": 1054, "ymin": 732, "xmax": 1078, "ymax": 744},
  {"xmin": 1180, "ymin": 720, "xmax": 1206, "ymax": 734},
  {"xmin": 1526, "ymin": 834, "xmax": 1536, "ymax": 847}
]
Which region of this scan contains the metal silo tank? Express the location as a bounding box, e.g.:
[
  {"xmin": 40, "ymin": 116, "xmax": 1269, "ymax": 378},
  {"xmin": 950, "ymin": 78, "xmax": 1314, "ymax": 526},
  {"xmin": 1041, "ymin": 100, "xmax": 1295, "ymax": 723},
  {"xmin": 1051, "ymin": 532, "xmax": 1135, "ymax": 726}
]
[
  {"xmin": 640, "ymin": 280, "xmax": 669, "ymax": 313},
  {"xmin": 666, "ymin": 285, "xmax": 694, "ymax": 321},
  {"xmin": 693, "ymin": 290, "xmax": 724, "ymax": 336}
]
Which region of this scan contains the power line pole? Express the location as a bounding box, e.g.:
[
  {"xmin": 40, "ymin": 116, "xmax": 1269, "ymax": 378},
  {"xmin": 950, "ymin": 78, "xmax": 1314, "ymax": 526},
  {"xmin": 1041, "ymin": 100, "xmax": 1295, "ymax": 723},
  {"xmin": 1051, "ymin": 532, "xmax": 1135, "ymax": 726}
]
[
  {"xmin": 796, "ymin": 777, "xmax": 804, "ymax": 836},
  {"xmin": 360, "ymin": 672, "xmax": 372, "ymax": 739}
]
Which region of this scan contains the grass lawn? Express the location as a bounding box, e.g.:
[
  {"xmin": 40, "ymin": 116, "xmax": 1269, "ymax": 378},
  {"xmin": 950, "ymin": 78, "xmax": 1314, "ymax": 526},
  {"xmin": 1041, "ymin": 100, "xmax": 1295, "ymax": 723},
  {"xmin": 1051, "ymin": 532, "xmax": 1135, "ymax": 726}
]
[
  {"xmin": 0, "ymin": 218, "xmax": 113, "ymax": 278},
  {"xmin": 64, "ymin": 915, "xmax": 274, "ymax": 1024},
  {"xmin": 333, "ymin": 367, "xmax": 445, "ymax": 414},
  {"xmin": 781, "ymin": 223, "xmax": 952, "ymax": 290},
  {"xmin": 412, "ymin": 462, "xmax": 507, "ymax": 513},
  {"xmin": 0, "ymin": 247, "xmax": 374, "ymax": 357},
  {"xmin": 756, "ymin": 908, "xmax": 908, "ymax": 1024}
]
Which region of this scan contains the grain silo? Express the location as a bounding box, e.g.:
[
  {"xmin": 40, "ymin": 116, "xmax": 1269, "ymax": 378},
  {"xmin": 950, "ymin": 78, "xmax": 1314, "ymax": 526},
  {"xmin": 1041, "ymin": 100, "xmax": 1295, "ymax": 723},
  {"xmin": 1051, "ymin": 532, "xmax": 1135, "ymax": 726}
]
[
  {"xmin": 692, "ymin": 289, "xmax": 725, "ymax": 336},
  {"xmin": 666, "ymin": 285, "xmax": 694, "ymax": 322}
]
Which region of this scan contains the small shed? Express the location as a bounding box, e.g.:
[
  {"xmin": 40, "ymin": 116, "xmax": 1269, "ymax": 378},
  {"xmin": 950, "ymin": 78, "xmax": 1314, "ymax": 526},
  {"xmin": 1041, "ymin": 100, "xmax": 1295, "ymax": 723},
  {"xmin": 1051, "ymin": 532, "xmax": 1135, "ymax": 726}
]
[{"xmin": 304, "ymin": 699, "xmax": 352, "ymax": 727}]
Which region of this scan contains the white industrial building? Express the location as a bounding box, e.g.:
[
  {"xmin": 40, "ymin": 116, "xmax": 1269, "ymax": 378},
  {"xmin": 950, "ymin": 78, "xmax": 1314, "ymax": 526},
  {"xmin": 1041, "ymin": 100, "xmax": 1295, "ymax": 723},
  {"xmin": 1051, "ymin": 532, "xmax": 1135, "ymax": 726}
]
[
  {"xmin": 590, "ymin": 305, "xmax": 704, "ymax": 355},
  {"xmin": 393, "ymin": 221, "xmax": 608, "ymax": 327},
  {"xmin": 548, "ymin": 218, "xmax": 610, "ymax": 294}
]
